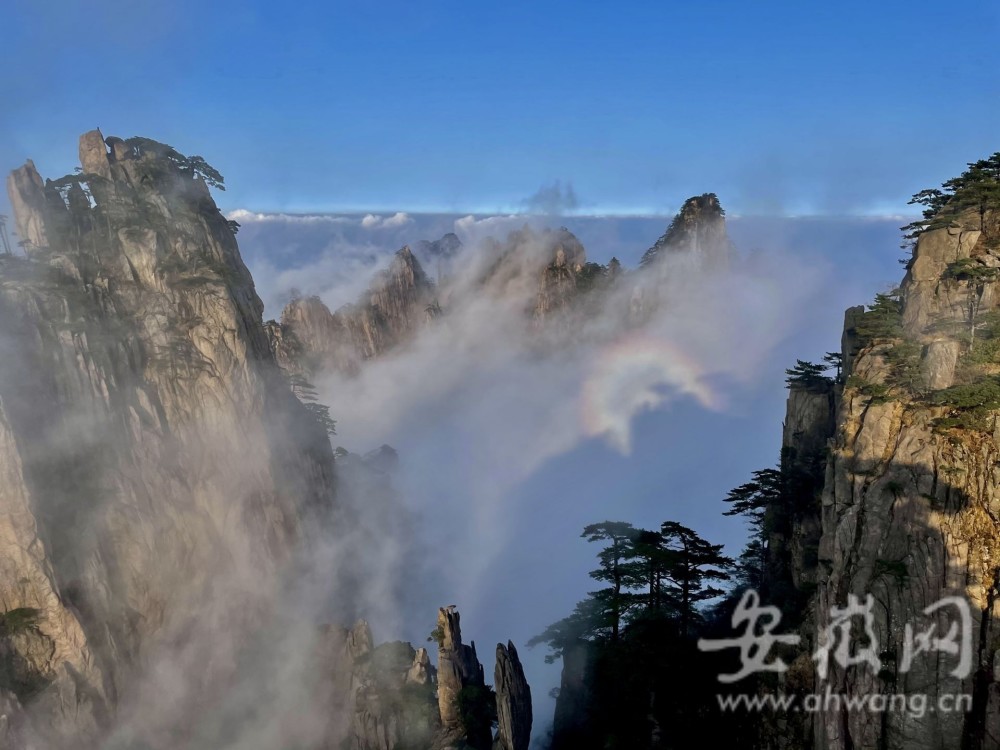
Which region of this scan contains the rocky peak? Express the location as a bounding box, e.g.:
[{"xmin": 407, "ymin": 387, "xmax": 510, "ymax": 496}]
[
  {"xmin": 414, "ymin": 232, "xmax": 463, "ymax": 262},
  {"xmin": 274, "ymin": 245, "xmax": 436, "ymax": 376},
  {"xmin": 494, "ymin": 641, "xmax": 532, "ymax": 750},
  {"xmin": 0, "ymin": 131, "xmax": 336, "ymax": 747},
  {"xmin": 640, "ymin": 192, "xmax": 733, "ymax": 268},
  {"xmin": 435, "ymin": 606, "xmax": 486, "ymax": 734}
]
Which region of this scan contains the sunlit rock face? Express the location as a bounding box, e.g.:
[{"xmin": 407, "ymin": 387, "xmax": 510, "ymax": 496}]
[
  {"xmin": 1, "ymin": 130, "xmax": 336, "ymax": 747},
  {"xmin": 276, "ymin": 246, "xmax": 436, "ymax": 377},
  {"xmin": 768, "ymin": 209, "xmax": 1000, "ymax": 749},
  {"xmin": 1, "ymin": 132, "xmax": 533, "ymax": 750}
]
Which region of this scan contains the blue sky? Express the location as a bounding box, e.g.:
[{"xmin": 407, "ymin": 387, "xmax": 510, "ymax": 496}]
[
  {"xmin": 6, "ymin": 3, "xmax": 982, "ymax": 734},
  {"xmin": 5, "ymin": 0, "xmax": 999, "ymax": 216}
]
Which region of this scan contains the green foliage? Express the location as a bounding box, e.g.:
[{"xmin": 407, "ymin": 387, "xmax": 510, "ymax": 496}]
[
  {"xmin": 934, "ymin": 409, "xmax": 995, "ymax": 432},
  {"xmin": 0, "ymin": 608, "xmax": 40, "ymax": 637},
  {"xmin": 531, "ymin": 520, "xmax": 732, "ymax": 658},
  {"xmin": 722, "ymin": 467, "xmax": 782, "ymax": 527},
  {"xmin": 526, "ymin": 596, "xmax": 609, "ymax": 663},
  {"xmin": 902, "ymin": 152, "xmax": 1000, "ymax": 244},
  {"xmin": 733, "ymin": 538, "xmax": 767, "ymax": 590},
  {"xmin": 125, "ymin": 137, "xmax": 226, "ymax": 190},
  {"xmin": 784, "ymin": 360, "xmax": 833, "ymax": 391},
  {"xmin": 427, "ymin": 626, "xmax": 444, "ymax": 647},
  {"xmin": 658, "ymin": 521, "xmax": 732, "ymax": 633},
  {"xmin": 845, "ymin": 376, "xmax": 892, "ymax": 403},
  {"xmin": 929, "ymin": 376, "xmax": 1000, "ymax": 432},
  {"xmin": 581, "ymin": 521, "xmax": 637, "ymax": 642},
  {"xmin": 823, "ymin": 351, "xmax": 843, "ymax": 381},
  {"xmin": 287, "ymin": 373, "xmax": 337, "ymax": 437},
  {"xmin": 944, "ymin": 257, "xmax": 1000, "ymax": 285},
  {"xmin": 884, "ymin": 340, "xmax": 923, "ymax": 392},
  {"xmin": 455, "ymin": 684, "xmax": 497, "ymax": 747},
  {"xmin": 930, "ymin": 377, "xmax": 1000, "ymax": 409},
  {"xmin": 854, "ymin": 292, "xmax": 903, "ymax": 342},
  {"xmin": 303, "ymin": 402, "xmax": 337, "ymax": 437},
  {"xmin": 576, "ymin": 262, "xmax": 609, "ymax": 293},
  {"xmin": 961, "ymin": 313, "xmax": 1000, "ymax": 366}
]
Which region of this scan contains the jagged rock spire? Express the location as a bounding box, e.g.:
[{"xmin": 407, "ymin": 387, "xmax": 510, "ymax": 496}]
[{"xmin": 494, "ymin": 641, "xmax": 532, "ymax": 750}]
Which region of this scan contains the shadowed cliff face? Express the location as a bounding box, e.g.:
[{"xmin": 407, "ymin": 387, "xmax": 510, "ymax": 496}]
[
  {"xmin": 0, "ymin": 131, "xmax": 344, "ymax": 747},
  {"xmin": 766, "ymin": 209, "xmax": 1000, "ymax": 750}
]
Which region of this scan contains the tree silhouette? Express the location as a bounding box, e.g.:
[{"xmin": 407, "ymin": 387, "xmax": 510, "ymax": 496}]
[{"xmin": 581, "ymin": 521, "xmax": 638, "ymax": 642}]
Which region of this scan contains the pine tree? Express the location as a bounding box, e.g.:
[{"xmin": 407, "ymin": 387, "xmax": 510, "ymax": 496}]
[
  {"xmin": 722, "ymin": 467, "xmax": 783, "ymax": 528},
  {"xmin": 581, "ymin": 521, "xmax": 638, "ymax": 642},
  {"xmin": 658, "ymin": 522, "xmax": 733, "ymax": 636},
  {"xmin": 784, "ymin": 360, "xmax": 833, "ymax": 390}
]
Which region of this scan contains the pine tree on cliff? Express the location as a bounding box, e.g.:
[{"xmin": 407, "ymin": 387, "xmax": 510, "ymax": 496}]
[
  {"xmin": 722, "ymin": 467, "xmax": 783, "ymax": 528},
  {"xmin": 658, "ymin": 521, "xmax": 732, "ymax": 636},
  {"xmin": 784, "ymin": 359, "xmax": 834, "ymax": 391},
  {"xmin": 903, "ymin": 152, "xmax": 1000, "ymax": 244},
  {"xmin": 581, "ymin": 521, "xmax": 637, "ymax": 642}
]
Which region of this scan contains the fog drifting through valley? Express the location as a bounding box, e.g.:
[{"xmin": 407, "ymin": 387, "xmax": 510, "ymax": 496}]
[{"xmin": 235, "ymin": 209, "xmax": 905, "ymax": 736}]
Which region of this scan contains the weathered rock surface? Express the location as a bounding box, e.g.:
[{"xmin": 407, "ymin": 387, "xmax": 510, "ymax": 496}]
[
  {"xmin": 276, "ymin": 246, "xmax": 435, "ymax": 376},
  {"xmin": 1, "ymin": 134, "xmax": 534, "ymax": 750},
  {"xmin": 494, "ymin": 641, "xmax": 532, "ymax": 750},
  {"xmin": 0, "ymin": 130, "xmax": 337, "ymax": 747},
  {"xmin": 330, "ymin": 607, "xmax": 528, "ymax": 750},
  {"xmin": 436, "ymin": 607, "xmax": 486, "ymax": 733},
  {"xmin": 550, "ymin": 640, "xmax": 593, "ymax": 748},
  {"xmin": 775, "ymin": 208, "xmax": 1000, "ymax": 749}
]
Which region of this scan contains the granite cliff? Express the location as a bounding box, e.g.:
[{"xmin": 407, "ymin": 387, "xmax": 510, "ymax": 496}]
[
  {"xmin": 766, "ymin": 160, "xmax": 1000, "ymax": 749},
  {"xmin": 2, "ymin": 130, "xmax": 341, "ymax": 746},
  {"xmin": 0, "ymin": 132, "xmax": 531, "ymax": 750}
]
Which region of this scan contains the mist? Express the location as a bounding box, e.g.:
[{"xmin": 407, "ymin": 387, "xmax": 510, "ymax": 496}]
[{"xmin": 234, "ymin": 209, "xmax": 905, "ymax": 737}]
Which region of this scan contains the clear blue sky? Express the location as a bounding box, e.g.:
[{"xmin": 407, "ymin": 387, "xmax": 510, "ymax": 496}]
[{"xmin": 4, "ymin": 0, "xmax": 999, "ymax": 216}]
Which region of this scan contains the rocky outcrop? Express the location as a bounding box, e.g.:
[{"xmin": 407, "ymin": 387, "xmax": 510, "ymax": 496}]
[
  {"xmin": 0, "ymin": 131, "xmax": 337, "ymax": 747},
  {"xmin": 639, "ymin": 192, "xmax": 733, "ymax": 269},
  {"xmin": 270, "ymin": 197, "xmax": 734, "ymax": 381},
  {"xmin": 275, "ymin": 246, "xmax": 435, "ymax": 376},
  {"xmin": 766, "ymin": 383, "xmax": 835, "ymax": 601},
  {"xmin": 494, "ymin": 641, "xmax": 532, "ymax": 750},
  {"xmin": 1, "ymin": 133, "xmax": 535, "ymax": 750},
  {"xmin": 550, "ymin": 641, "xmax": 593, "ymax": 748},
  {"xmin": 771, "ymin": 207, "xmax": 1000, "ymax": 749},
  {"xmin": 350, "ymin": 637, "xmax": 440, "ymax": 750},
  {"xmin": 414, "ymin": 232, "xmax": 463, "ymax": 282},
  {"xmin": 328, "ymin": 607, "xmax": 527, "ymax": 750},
  {"xmin": 436, "ymin": 606, "xmax": 488, "ymax": 743}
]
